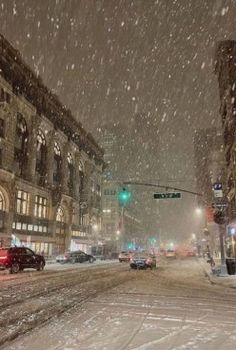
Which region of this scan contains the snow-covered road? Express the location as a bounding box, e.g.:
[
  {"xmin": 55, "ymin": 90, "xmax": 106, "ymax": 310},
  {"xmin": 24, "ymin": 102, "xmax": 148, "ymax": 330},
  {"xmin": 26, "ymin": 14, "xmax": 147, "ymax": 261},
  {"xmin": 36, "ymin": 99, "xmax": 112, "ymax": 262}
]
[{"xmin": 1, "ymin": 259, "xmax": 236, "ymax": 350}]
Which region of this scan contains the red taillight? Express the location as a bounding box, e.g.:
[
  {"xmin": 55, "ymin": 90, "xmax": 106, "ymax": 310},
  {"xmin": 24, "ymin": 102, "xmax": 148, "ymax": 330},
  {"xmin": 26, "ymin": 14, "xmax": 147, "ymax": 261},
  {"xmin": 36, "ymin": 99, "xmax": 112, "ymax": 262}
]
[{"xmin": 0, "ymin": 256, "xmax": 8, "ymax": 262}]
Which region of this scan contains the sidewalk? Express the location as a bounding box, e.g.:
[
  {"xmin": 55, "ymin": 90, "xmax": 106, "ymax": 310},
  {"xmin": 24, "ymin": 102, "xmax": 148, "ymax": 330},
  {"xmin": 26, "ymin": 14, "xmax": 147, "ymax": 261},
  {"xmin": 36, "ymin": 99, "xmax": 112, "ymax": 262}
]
[{"xmin": 199, "ymin": 258, "xmax": 236, "ymax": 289}]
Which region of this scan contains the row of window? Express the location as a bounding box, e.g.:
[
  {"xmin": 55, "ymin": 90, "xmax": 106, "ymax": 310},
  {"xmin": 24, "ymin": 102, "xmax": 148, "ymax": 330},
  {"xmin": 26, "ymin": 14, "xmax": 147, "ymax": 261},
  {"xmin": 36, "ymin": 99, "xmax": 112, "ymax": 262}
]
[
  {"xmin": 0, "ymin": 113, "xmax": 85, "ymax": 193},
  {"xmin": 103, "ymin": 189, "xmax": 117, "ymax": 196},
  {"xmin": 72, "ymin": 230, "xmax": 87, "ymax": 237},
  {"xmin": 12, "ymin": 221, "xmax": 48, "ymax": 233},
  {"xmin": 16, "ymin": 190, "xmax": 48, "ymax": 218}
]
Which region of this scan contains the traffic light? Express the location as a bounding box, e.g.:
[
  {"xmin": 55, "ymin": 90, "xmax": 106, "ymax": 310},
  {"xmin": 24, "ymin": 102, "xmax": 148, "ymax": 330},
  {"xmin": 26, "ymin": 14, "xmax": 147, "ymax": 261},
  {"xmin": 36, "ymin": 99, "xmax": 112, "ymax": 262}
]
[
  {"xmin": 148, "ymin": 236, "xmax": 157, "ymax": 245},
  {"xmin": 118, "ymin": 188, "xmax": 132, "ymax": 206}
]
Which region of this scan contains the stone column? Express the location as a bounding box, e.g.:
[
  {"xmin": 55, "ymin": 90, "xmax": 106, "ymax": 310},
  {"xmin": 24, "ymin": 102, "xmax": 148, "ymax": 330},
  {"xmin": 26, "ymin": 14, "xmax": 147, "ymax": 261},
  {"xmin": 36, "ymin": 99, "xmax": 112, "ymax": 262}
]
[
  {"xmin": 74, "ymin": 151, "xmax": 81, "ymax": 200},
  {"xmin": 61, "ymin": 142, "xmax": 70, "ymax": 193},
  {"xmin": 26, "ymin": 115, "xmax": 40, "ymax": 182},
  {"xmin": 4, "ymin": 109, "xmax": 17, "ymax": 172},
  {"xmin": 45, "ymin": 130, "xmax": 55, "ymax": 187}
]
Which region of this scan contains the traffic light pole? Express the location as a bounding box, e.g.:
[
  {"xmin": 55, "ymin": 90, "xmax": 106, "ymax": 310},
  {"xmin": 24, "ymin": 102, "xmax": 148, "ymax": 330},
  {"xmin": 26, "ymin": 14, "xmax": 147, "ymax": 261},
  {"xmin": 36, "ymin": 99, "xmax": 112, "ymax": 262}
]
[
  {"xmin": 121, "ymin": 206, "xmax": 125, "ymax": 250},
  {"xmin": 123, "ymin": 181, "xmax": 202, "ymax": 197},
  {"xmin": 219, "ymin": 224, "xmax": 227, "ymax": 275}
]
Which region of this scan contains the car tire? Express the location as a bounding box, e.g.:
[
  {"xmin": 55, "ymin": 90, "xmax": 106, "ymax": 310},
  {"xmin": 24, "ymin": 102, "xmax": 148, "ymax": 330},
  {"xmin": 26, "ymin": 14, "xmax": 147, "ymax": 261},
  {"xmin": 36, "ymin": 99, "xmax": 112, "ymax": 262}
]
[
  {"xmin": 37, "ymin": 261, "xmax": 45, "ymax": 271},
  {"xmin": 10, "ymin": 262, "xmax": 20, "ymax": 274}
]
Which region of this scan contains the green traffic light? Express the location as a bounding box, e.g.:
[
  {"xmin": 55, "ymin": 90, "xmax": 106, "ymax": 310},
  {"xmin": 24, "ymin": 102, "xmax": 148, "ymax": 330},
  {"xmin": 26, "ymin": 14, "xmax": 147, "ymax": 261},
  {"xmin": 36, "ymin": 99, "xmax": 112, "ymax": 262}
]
[{"xmin": 118, "ymin": 188, "xmax": 132, "ymax": 205}]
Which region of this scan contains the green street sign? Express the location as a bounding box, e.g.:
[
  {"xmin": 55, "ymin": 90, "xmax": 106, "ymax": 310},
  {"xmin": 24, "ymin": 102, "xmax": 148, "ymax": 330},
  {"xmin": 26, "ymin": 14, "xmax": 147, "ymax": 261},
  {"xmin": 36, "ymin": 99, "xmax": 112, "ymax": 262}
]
[{"xmin": 154, "ymin": 192, "xmax": 181, "ymax": 199}]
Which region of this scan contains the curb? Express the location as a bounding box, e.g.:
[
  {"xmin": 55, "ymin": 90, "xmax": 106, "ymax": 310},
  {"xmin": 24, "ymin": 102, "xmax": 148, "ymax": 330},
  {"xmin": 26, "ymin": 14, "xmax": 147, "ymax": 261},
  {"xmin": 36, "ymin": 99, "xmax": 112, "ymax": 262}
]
[{"xmin": 198, "ymin": 258, "xmax": 236, "ymax": 289}]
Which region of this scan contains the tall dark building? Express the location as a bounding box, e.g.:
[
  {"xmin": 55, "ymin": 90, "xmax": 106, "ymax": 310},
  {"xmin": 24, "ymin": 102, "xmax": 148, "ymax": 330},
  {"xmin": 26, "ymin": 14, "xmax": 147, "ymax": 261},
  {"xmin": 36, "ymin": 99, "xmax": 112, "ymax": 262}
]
[
  {"xmin": 215, "ymin": 40, "xmax": 236, "ymax": 220},
  {"xmin": 193, "ymin": 128, "xmax": 225, "ymax": 207},
  {"xmin": 98, "ymin": 118, "xmax": 160, "ymax": 247}
]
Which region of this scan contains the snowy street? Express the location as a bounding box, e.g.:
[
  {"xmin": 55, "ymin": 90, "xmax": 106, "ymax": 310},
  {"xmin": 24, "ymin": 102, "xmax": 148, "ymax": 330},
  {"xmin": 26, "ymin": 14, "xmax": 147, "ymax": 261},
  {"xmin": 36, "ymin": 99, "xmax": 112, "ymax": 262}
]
[{"xmin": 1, "ymin": 258, "xmax": 236, "ymax": 350}]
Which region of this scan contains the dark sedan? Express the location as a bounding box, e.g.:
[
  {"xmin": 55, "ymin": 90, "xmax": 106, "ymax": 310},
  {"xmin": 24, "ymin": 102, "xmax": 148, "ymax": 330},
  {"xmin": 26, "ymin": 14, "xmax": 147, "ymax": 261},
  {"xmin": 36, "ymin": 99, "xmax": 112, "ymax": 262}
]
[
  {"xmin": 0, "ymin": 247, "xmax": 45, "ymax": 273},
  {"xmin": 130, "ymin": 253, "xmax": 156, "ymax": 270},
  {"xmin": 56, "ymin": 250, "xmax": 96, "ymax": 264}
]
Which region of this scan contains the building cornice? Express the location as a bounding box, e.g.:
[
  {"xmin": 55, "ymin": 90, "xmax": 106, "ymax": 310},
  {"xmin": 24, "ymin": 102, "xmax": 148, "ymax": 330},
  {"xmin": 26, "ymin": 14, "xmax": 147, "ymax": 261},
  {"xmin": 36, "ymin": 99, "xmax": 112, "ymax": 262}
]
[{"xmin": 0, "ymin": 33, "xmax": 104, "ymax": 166}]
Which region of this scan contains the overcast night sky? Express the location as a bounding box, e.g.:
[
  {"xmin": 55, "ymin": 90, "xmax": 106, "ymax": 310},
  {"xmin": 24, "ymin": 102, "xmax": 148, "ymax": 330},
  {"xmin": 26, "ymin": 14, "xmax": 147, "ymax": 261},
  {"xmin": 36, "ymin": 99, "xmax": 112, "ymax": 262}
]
[{"xmin": 0, "ymin": 0, "xmax": 235, "ymax": 239}]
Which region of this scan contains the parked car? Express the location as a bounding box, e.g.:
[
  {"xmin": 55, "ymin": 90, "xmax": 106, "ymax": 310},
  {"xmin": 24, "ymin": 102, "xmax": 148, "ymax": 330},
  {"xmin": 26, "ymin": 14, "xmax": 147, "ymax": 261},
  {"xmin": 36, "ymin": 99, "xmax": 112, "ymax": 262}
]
[
  {"xmin": 165, "ymin": 249, "xmax": 177, "ymax": 259},
  {"xmin": 118, "ymin": 251, "xmax": 133, "ymax": 262},
  {"xmin": 185, "ymin": 250, "xmax": 196, "ymax": 257},
  {"xmin": 130, "ymin": 253, "xmax": 156, "ymax": 269},
  {"xmin": 56, "ymin": 250, "xmax": 96, "ymax": 264},
  {"xmin": 0, "ymin": 247, "xmax": 45, "ymax": 274}
]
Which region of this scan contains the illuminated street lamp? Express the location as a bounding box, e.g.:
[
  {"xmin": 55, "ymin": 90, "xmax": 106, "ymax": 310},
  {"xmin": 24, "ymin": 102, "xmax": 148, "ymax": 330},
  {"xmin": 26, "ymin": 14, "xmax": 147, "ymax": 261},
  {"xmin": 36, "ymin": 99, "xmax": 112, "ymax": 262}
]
[
  {"xmin": 195, "ymin": 208, "xmax": 202, "ymax": 215},
  {"xmin": 191, "ymin": 233, "xmax": 196, "ymax": 240}
]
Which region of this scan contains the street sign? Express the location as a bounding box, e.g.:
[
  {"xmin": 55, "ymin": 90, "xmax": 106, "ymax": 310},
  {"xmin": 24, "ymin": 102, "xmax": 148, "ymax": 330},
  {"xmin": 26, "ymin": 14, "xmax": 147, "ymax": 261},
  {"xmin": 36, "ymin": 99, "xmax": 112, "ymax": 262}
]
[
  {"xmin": 154, "ymin": 192, "xmax": 181, "ymax": 199},
  {"xmin": 213, "ymin": 182, "xmax": 223, "ymax": 198},
  {"xmin": 227, "ymin": 225, "xmax": 236, "ymax": 237},
  {"xmin": 212, "ymin": 202, "xmax": 228, "ymax": 209},
  {"xmin": 213, "ymin": 183, "xmax": 222, "ymax": 190}
]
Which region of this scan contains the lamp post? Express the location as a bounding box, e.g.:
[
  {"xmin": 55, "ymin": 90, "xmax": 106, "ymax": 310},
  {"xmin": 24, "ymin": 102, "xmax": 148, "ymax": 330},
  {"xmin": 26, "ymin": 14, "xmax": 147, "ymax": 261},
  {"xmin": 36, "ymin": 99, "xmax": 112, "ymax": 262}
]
[{"xmin": 195, "ymin": 207, "xmax": 205, "ymax": 255}]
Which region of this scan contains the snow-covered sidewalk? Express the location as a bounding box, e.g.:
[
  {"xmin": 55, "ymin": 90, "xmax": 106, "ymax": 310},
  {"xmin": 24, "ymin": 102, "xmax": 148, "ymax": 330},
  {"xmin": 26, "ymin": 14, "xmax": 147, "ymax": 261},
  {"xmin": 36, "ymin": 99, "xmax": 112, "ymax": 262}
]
[{"xmin": 198, "ymin": 258, "xmax": 236, "ymax": 289}]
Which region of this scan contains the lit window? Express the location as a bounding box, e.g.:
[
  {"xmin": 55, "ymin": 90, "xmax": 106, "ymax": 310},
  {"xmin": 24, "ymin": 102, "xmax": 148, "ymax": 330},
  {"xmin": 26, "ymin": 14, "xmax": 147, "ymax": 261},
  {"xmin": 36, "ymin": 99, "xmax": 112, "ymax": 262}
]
[
  {"xmin": 67, "ymin": 153, "xmax": 74, "ymax": 194},
  {"xmin": 53, "ymin": 142, "xmax": 62, "ymax": 184},
  {"xmin": 16, "ymin": 190, "xmax": 29, "ymax": 215},
  {"xmin": 79, "ymin": 161, "xmax": 84, "ymax": 172},
  {"xmin": 36, "ymin": 130, "xmax": 47, "ymax": 183},
  {"xmin": 16, "ymin": 222, "xmax": 22, "ymax": 230},
  {"xmin": 34, "ymin": 195, "xmax": 48, "ymax": 218},
  {"xmin": 56, "ymin": 206, "xmax": 64, "ymax": 222},
  {"xmin": 56, "ymin": 206, "xmax": 65, "ymax": 235},
  {"xmin": 0, "ymin": 190, "xmax": 6, "ymax": 211}
]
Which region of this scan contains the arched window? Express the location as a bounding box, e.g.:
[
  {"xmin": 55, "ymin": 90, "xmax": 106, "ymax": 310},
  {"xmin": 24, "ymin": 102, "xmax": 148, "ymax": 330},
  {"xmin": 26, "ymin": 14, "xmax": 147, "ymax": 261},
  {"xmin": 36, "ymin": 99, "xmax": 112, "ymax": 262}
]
[
  {"xmin": 0, "ymin": 189, "xmax": 6, "ymax": 211},
  {"xmin": 67, "ymin": 153, "xmax": 74, "ymax": 195},
  {"xmin": 53, "ymin": 142, "xmax": 62, "ymax": 185},
  {"xmin": 36, "ymin": 130, "xmax": 47, "ymax": 184},
  {"xmin": 14, "ymin": 113, "xmax": 28, "ymax": 176},
  {"xmin": 79, "ymin": 161, "xmax": 84, "ymax": 172},
  {"xmin": 56, "ymin": 206, "xmax": 65, "ymax": 222},
  {"xmin": 78, "ymin": 161, "xmax": 85, "ymax": 225},
  {"xmin": 56, "ymin": 206, "xmax": 66, "ymax": 238}
]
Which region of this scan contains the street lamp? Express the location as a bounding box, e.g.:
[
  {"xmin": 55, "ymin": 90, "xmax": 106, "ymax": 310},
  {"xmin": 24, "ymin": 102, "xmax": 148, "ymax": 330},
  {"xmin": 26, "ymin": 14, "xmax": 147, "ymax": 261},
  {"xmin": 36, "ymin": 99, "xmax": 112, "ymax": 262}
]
[
  {"xmin": 191, "ymin": 233, "xmax": 196, "ymax": 240},
  {"xmin": 195, "ymin": 208, "xmax": 202, "ymax": 215}
]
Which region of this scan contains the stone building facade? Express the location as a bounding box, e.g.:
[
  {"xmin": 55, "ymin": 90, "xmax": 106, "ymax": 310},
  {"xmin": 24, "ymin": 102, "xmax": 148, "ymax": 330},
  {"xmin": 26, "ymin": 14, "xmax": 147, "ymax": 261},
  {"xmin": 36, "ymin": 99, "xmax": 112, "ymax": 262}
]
[
  {"xmin": 215, "ymin": 40, "xmax": 236, "ymax": 221},
  {"xmin": 0, "ymin": 34, "xmax": 104, "ymax": 256}
]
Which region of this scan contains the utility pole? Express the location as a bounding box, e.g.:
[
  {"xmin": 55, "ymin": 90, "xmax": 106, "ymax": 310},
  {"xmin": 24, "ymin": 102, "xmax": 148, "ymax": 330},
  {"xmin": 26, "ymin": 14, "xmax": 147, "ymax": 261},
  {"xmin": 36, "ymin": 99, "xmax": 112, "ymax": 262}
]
[
  {"xmin": 219, "ymin": 224, "xmax": 227, "ymax": 275},
  {"xmin": 121, "ymin": 206, "xmax": 124, "ymax": 250}
]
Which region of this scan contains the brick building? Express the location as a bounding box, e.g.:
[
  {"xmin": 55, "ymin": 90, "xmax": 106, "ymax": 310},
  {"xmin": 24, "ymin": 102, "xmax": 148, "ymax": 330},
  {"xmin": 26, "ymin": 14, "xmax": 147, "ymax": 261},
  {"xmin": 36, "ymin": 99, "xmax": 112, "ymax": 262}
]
[
  {"xmin": 0, "ymin": 34, "xmax": 104, "ymax": 255},
  {"xmin": 215, "ymin": 40, "xmax": 236, "ymax": 221}
]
